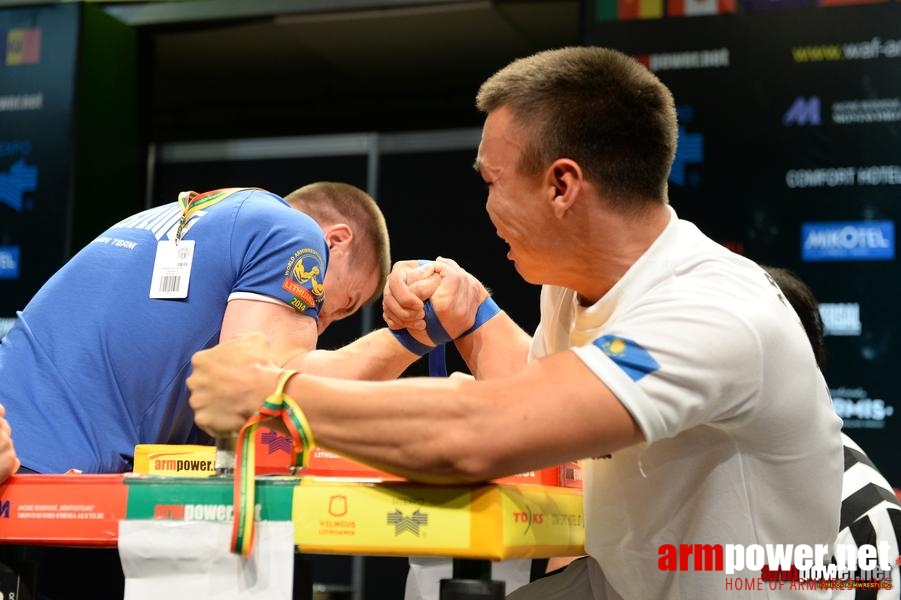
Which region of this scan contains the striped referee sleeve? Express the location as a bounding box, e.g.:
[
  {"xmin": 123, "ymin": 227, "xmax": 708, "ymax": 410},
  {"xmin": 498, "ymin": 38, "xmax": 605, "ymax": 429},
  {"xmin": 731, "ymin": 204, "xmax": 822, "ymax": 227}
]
[{"xmin": 833, "ymin": 433, "xmax": 901, "ymax": 600}]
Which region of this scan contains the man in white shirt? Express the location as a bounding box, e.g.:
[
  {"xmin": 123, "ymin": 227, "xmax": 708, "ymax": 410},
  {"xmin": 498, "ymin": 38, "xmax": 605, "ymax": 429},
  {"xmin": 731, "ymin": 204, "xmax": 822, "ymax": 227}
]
[{"xmin": 187, "ymin": 47, "xmax": 844, "ymax": 598}]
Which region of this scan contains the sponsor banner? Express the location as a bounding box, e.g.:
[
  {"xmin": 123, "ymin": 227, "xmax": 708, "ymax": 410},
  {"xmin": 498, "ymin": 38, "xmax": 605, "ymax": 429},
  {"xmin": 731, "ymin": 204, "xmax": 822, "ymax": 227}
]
[
  {"xmin": 833, "ymin": 98, "xmax": 901, "ymax": 124},
  {"xmin": 0, "ymin": 474, "xmax": 585, "ymax": 558},
  {"xmin": 293, "ymin": 479, "xmax": 584, "ymax": 559},
  {"xmin": 125, "ymin": 476, "xmax": 296, "ymax": 521},
  {"xmin": 819, "ymin": 302, "xmax": 861, "ymax": 336},
  {"xmin": 801, "ymin": 221, "xmax": 894, "ymax": 262},
  {"xmin": 792, "ymin": 37, "xmax": 901, "ymax": 63},
  {"xmin": 636, "ymin": 47, "xmax": 730, "ymax": 71},
  {"xmin": 133, "ymin": 445, "xmax": 215, "ymax": 478},
  {"xmin": 782, "ymin": 96, "xmax": 901, "ymax": 127},
  {"xmin": 783, "ymin": 96, "xmax": 822, "ymax": 126},
  {"xmin": 0, "ymin": 4, "xmax": 79, "ymax": 317},
  {"xmin": 785, "ymin": 165, "xmax": 901, "ymax": 188},
  {"xmin": 0, "ymin": 246, "xmax": 19, "ymax": 279},
  {"xmin": 831, "ymin": 386, "xmax": 896, "ymax": 430},
  {"xmin": 0, "ymin": 93, "xmax": 43, "ymax": 112},
  {"xmin": 0, "ymin": 474, "xmax": 127, "ymax": 545}
]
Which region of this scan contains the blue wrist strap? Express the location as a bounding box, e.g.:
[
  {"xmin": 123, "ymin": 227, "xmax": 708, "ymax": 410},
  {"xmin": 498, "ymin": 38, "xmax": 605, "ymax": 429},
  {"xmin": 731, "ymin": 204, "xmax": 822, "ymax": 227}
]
[
  {"xmin": 393, "ymin": 260, "xmax": 497, "ymax": 357},
  {"xmin": 421, "ymin": 256, "xmax": 448, "ymax": 377},
  {"xmin": 428, "ymin": 343, "xmax": 447, "ymax": 377},
  {"xmin": 391, "ymin": 329, "xmax": 434, "ymax": 356},
  {"xmin": 423, "ymin": 299, "xmax": 453, "ymax": 345},
  {"xmin": 459, "ymin": 296, "xmax": 501, "ymax": 338},
  {"xmin": 414, "ymin": 259, "xmax": 453, "ymax": 345},
  {"xmin": 389, "ymin": 258, "xmax": 440, "ymax": 356}
]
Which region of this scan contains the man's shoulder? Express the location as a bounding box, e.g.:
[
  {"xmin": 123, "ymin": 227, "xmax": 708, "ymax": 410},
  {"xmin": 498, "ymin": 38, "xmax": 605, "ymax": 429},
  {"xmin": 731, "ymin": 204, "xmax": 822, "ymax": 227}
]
[{"xmin": 233, "ymin": 189, "xmax": 318, "ymax": 228}]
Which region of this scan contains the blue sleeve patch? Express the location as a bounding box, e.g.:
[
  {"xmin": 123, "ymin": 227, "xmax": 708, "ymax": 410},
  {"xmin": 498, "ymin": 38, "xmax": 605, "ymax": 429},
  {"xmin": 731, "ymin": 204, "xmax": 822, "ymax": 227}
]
[{"xmin": 592, "ymin": 335, "xmax": 660, "ymax": 382}]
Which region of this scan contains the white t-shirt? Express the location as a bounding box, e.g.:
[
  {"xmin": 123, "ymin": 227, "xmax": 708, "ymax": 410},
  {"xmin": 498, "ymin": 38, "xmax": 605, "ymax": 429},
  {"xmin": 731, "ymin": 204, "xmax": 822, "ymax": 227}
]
[{"xmin": 530, "ymin": 207, "xmax": 843, "ymax": 599}]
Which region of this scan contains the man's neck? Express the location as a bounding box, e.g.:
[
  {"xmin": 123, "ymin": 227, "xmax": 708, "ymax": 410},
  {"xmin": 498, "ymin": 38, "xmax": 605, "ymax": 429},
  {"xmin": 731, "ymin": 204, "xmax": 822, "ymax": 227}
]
[{"xmin": 564, "ymin": 201, "xmax": 671, "ymax": 305}]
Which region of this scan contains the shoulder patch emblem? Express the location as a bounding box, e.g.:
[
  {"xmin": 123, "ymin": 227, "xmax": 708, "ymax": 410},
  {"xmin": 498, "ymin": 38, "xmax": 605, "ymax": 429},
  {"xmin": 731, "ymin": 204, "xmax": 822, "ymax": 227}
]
[
  {"xmin": 592, "ymin": 335, "xmax": 660, "ymax": 382},
  {"xmin": 283, "ymin": 248, "xmax": 325, "ymax": 311}
]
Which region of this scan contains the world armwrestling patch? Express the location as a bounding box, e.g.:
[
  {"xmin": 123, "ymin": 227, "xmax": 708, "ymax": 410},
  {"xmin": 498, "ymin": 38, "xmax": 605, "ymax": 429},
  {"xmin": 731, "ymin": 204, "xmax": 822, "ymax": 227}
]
[
  {"xmin": 283, "ymin": 248, "xmax": 325, "ymax": 312},
  {"xmin": 592, "ymin": 334, "xmax": 660, "ymax": 382}
]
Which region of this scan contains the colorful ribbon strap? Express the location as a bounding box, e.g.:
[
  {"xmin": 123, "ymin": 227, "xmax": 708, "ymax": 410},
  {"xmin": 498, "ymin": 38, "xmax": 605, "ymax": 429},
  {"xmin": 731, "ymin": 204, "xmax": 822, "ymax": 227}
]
[
  {"xmin": 175, "ymin": 187, "xmax": 259, "ymax": 242},
  {"xmin": 230, "ymin": 369, "xmax": 315, "ymax": 556}
]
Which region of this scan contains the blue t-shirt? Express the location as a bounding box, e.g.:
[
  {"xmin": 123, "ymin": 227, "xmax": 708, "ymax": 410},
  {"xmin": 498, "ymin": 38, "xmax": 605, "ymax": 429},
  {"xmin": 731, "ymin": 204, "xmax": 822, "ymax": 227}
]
[{"xmin": 0, "ymin": 189, "xmax": 328, "ymax": 473}]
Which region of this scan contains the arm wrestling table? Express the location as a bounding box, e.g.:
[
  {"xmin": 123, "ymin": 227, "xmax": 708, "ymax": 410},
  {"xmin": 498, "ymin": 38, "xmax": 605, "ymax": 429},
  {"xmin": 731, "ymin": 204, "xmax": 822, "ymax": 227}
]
[{"xmin": 0, "ymin": 473, "xmax": 584, "ymax": 599}]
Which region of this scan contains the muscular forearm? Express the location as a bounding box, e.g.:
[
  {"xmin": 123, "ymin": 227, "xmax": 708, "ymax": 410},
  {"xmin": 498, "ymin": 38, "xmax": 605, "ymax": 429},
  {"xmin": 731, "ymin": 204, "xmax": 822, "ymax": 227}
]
[
  {"xmin": 285, "ymin": 328, "xmax": 421, "ymax": 381},
  {"xmin": 453, "ymin": 312, "xmax": 532, "ymax": 379},
  {"xmin": 289, "ymin": 373, "xmax": 499, "ymax": 484},
  {"xmin": 187, "ymin": 334, "xmax": 643, "ymax": 482}
]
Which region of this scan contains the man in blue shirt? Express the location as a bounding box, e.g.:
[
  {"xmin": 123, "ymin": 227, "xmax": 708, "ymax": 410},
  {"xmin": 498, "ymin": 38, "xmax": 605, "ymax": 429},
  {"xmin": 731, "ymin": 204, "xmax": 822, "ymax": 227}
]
[{"xmin": 0, "ymin": 182, "xmax": 410, "ymax": 474}]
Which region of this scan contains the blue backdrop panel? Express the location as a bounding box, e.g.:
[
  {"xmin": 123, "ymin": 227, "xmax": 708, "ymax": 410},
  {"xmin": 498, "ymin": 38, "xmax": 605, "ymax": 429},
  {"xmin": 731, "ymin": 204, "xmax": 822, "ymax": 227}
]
[{"xmin": 0, "ymin": 4, "xmax": 79, "ymax": 322}]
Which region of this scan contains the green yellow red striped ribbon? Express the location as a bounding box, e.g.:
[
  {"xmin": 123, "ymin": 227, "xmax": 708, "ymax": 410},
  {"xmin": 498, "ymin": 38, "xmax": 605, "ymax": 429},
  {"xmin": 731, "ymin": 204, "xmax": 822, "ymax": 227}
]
[
  {"xmin": 230, "ymin": 369, "xmax": 316, "ymax": 556},
  {"xmin": 175, "ymin": 187, "xmax": 259, "ymax": 243}
]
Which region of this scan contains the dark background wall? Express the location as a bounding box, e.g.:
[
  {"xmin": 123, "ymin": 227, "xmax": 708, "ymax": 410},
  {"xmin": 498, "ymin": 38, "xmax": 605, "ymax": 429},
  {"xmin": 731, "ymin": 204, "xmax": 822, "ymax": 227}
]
[
  {"xmin": 0, "ymin": 2, "xmax": 142, "ymax": 330},
  {"xmin": 585, "ymin": 0, "xmax": 901, "ymax": 485}
]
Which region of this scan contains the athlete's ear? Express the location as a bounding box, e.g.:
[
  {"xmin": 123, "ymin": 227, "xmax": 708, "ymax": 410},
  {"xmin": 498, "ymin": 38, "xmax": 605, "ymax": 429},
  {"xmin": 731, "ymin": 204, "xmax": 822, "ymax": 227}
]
[
  {"xmin": 546, "ymin": 158, "xmax": 583, "ymax": 219},
  {"xmin": 323, "ymin": 223, "xmax": 353, "ymax": 252}
]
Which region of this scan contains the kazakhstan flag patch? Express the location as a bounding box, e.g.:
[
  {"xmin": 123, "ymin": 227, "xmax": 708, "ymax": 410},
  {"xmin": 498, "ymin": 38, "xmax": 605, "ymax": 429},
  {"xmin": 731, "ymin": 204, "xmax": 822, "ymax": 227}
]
[{"xmin": 592, "ymin": 335, "xmax": 660, "ymax": 382}]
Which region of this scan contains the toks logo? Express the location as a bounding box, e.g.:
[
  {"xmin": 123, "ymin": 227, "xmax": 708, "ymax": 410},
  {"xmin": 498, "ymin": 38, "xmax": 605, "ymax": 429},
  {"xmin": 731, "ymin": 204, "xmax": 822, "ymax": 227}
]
[{"xmin": 513, "ymin": 505, "xmax": 544, "ymax": 535}]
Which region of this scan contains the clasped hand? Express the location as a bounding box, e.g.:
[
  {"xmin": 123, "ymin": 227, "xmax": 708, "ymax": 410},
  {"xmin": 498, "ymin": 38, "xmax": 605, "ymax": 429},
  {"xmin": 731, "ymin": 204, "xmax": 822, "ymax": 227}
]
[
  {"xmin": 381, "ymin": 257, "xmax": 488, "ymax": 347},
  {"xmin": 0, "ymin": 403, "xmax": 20, "ymax": 482}
]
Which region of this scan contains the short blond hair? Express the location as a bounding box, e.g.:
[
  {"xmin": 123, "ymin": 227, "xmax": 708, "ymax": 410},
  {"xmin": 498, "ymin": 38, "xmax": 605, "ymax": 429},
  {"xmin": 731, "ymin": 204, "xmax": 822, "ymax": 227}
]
[{"xmin": 284, "ymin": 182, "xmax": 390, "ymax": 305}]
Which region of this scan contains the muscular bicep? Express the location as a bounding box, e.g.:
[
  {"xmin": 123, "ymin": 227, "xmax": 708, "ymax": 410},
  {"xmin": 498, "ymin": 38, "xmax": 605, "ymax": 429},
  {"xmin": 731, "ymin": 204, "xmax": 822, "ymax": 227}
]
[{"xmin": 220, "ymin": 298, "xmax": 318, "ymax": 365}]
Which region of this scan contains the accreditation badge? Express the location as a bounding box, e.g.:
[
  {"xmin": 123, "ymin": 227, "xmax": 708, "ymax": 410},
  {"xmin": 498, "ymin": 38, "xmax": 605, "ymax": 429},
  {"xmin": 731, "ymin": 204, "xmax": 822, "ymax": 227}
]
[{"xmin": 149, "ymin": 240, "xmax": 195, "ymax": 299}]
